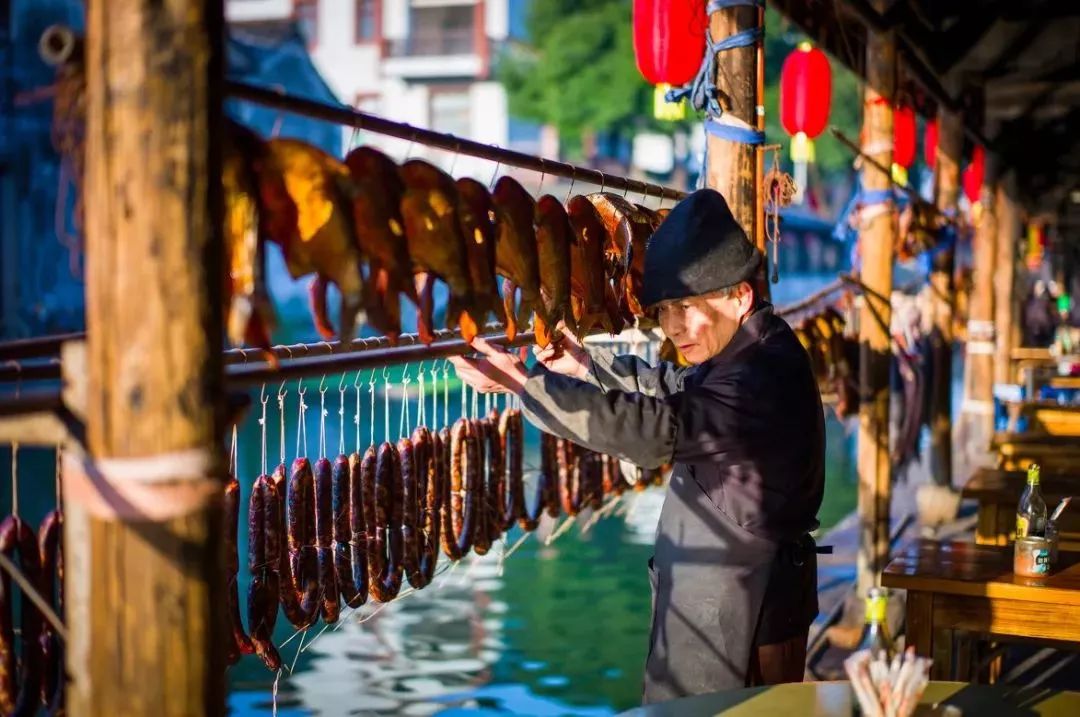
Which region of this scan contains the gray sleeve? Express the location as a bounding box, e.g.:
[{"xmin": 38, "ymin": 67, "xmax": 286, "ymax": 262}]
[
  {"xmin": 585, "ymin": 346, "xmax": 686, "ymax": 397},
  {"xmin": 519, "ymin": 365, "xmax": 677, "ymax": 469}
]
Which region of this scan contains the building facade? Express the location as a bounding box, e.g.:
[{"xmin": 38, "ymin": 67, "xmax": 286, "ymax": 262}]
[{"xmin": 227, "ymin": 0, "xmax": 529, "ymax": 179}]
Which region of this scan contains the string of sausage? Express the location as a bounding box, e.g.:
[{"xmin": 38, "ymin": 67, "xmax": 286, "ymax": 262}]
[
  {"xmin": 0, "ymin": 515, "xmax": 43, "ymax": 716},
  {"xmin": 498, "ymin": 410, "xmax": 527, "ymax": 530},
  {"xmin": 277, "ymin": 459, "xmax": 320, "ymax": 628},
  {"xmin": 37, "ymin": 510, "xmax": 63, "ymax": 713},
  {"xmin": 399, "ymin": 436, "xmax": 422, "ymax": 587},
  {"xmin": 364, "ymin": 443, "xmax": 404, "ymax": 602},
  {"xmin": 225, "ymin": 476, "xmax": 255, "ymax": 664},
  {"xmin": 556, "ymin": 438, "xmax": 582, "ymax": 516},
  {"xmin": 247, "ymin": 475, "xmax": 282, "ymax": 670},
  {"xmin": 335, "ymin": 453, "xmax": 368, "ymax": 609},
  {"xmin": 471, "ymin": 417, "xmax": 492, "ymax": 556},
  {"xmin": 539, "ymin": 432, "xmax": 562, "ymax": 519},
  {"xmin": 484, "ymin": 409, "xmax": 511, "ymax": 541},
  {"xmin": 441, "ymin": 419, "xmax": 478, "ymax": 560},
  {"xmin": 414, "ymin": 427, "xmax": 443, "ymax": 587},
  {"xmin": 312, "ymin": 457, "xmax": 340, "ymax": 623}
]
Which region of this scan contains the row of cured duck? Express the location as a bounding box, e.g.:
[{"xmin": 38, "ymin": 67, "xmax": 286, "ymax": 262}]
[
  {"xmin": 224, "ymin": 409, "xmax": 662, "ymax": 671},
  {"xmin": 225, "ymin": 121, "xmax": 668, "ymax": 355},
  {"xmin": 791, "ymin": 307, "xmax": 859, "ymax": 420},
  {"xmin": 0, "ymin": 512, "xmax": 64, "ymax": 716}
]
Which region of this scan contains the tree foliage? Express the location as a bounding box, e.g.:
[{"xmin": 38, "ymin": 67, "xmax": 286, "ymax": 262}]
[{"xmin": 499, "ymin": 1, "xmax": 863, "ymax": 175}]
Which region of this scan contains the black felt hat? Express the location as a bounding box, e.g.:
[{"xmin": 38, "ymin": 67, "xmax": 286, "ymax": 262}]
[{"xmin": 641, "ymin": 189, "xmax": 762, "ymax": 308}]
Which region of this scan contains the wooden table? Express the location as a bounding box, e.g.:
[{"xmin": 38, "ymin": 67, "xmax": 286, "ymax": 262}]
[
  {"xmin": 1003, "ymin": 399, "xmax": 1080, "ymax": 435},
  {"xmin": 990, "ymin": 432, "xmax": 1080, "ymax": 471},
  {"xmin": 617, "ymin": 680, "xmax": 1080, "ymax": 716},
  {"xmin": 883, "ymin": 540, "xmax": 1080, "ymax": 681},
  {"xmin": 963, "ymin": 468, "xmax": 1080, "ymax": 548}
]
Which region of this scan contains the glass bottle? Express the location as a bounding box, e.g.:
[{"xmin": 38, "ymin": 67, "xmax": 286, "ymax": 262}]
[
  {"xmin": 1016, "ymin": 463, "xmax": 1047, "ymax": 539},
  {"xmin": 857, "ymin": 587, "xmax": 893, "ymax": 660}
]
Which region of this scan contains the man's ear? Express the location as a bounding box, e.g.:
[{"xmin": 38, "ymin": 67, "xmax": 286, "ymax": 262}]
[{"xmin": 737, "ymin": 281, "xmax": 755, "ymax": 316}]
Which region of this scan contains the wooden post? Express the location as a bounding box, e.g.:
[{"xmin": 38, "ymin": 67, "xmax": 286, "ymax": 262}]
[
  {"xmin": 994, "ymin": 172, "xmax": 1022, "ymax": 386},
  {"xmin": 927, "ymin": 109, "xmax": 962, "ymax": 486},
  {"xmin": 958, "ymin": 158, "xmax": 999, "ymax": 474},
  {"xmin": 856, "ymin": 27, "xmax": 896, "ymax": 597},
  {"xmin": 70, "ymin": 1, "xmax": 226, "ymax": 714},
  {"xmin": 706, "ymin": 3, "xmax": 767, "ymax": 295}
]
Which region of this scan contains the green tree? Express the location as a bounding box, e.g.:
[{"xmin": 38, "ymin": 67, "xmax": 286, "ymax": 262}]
[{"xmin": 500, "ymin": 1, "xmax": 863, "ymax": 176}]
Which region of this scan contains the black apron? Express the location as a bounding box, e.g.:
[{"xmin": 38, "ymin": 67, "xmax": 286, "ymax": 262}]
[{"xmin": 642, "ymin": 466, "xmax": 817, "ymax": 704}]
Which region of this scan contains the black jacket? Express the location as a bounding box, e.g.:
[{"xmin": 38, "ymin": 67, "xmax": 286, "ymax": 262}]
[{"xmin": 520, "ymin": 303, "xmax": 825, "ymax": 543}]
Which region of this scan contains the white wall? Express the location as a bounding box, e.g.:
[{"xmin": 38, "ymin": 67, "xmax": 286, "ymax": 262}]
[
  {"xmin": 485, "ymin": 0, "xmax": 509, "ymax": 41},
  {"xmin": 226, "ymin": 0, "xmax": 292, "ymax": 23},
  {"xmin": 384, "ymin": 0, "xmax": 409, "ymax": 41}
]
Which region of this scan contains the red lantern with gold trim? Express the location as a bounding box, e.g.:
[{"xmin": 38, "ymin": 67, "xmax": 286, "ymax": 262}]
[
  {"xmin": 633, "ymin": 0, "xmax": 707, "ymax": 86},
  {"xmin": 780, "ymin": 43, "xmax": 832, "ymax": 145},
  {"xmin": 963, "ymin": 145, "xmax": 985, "ymax": 204},
  {"xmin": 893, "ymin": 104, "xmax": 917, "ymax": 169},
  {"xmin": 924, "ymin": 117, "xmax": 938, "ymax": 169}
]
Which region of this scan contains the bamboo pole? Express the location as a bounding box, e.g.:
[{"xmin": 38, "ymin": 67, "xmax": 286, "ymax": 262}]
[
  {"xmin": 926, "ymin": 109, "xmax": 961, "ymax": 486},
  {"xmin": 994, "ymin": 173, "xmax": 1022, "ymax": 386},
  {"xmin": 958, "ymin": 158, "xmax": 999, "ymax": 473},
  {"xmin": 855, "ymin": 27, "xmax": 896, "ymax": 598},
  {"xmin": 706, "ymin": 3, "xmax": 767, "ymax": 298},
  {"xmin": 70, "ymin": 1, "xmax": 226, "ymax": 714}
]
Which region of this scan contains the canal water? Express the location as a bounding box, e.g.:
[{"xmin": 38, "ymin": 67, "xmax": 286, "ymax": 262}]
[{"xmin": 0, "ymin": 275, "xmax": 858, "ymax": 716}]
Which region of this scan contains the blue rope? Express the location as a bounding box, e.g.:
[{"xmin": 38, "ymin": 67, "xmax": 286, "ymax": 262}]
[
  {"xmin": 860, "ymin": 189, "xmax": 896, "ymax": 206},
  {"xmin": 664, "ymin": 0, "xmax": 765, "ymax": 146},
  {"xmin": 705, "ymin": 117, "xmax": 765, "ymax": 146}
]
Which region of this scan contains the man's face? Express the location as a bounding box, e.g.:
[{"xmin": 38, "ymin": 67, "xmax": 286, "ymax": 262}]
[{"xmin": 655, "ymin": 283, "xmax": 754, "ymax": 364}]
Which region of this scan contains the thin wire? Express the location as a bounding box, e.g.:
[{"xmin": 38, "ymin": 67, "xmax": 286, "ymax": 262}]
[
  {"xmin": 489, "ymin": 160, "xmax": 501, "ymax": 190},
  {"xmin": 369, "ymin": 370, "xmax": 377, "ymax": 446},
  {"xmin": 459, "ymin": 368, "xmax": 467, "ymax": 421},
  {"xmin": 399, "ymin": 363, "xmax": 412, "ymax": 440},
  {"xmin": 431, "ymin": 363, "xmax": 440, "ymax": 430},
  {"xmin": 230, "ymin": 425, "xmax": 238, "ymax": 477},
  {"xmin": 354, "ymin": 370, "xmax": 362, "ymax": 453},
  {"xmin": 338, "ymin": 374, "xmax": 347, "ymax": 456},
  {"xmin": 10, "ymin": 443, "xmax": 18, "ymax": 519},
  {"xmin": 260, "ymin": 386, "xmax": 270, "ymax": 476},
  {"xmin": 471, "ymin": 385, "xmax": 479, "ymax": 419},
  {"xmin": 416, "ymin": 362, "xmax": 427, "ymax": 430},
  {"xmin": 318, "ymin": 376, "xmax": 328, "ymax": 458},
  {"xmin": 278, "ymin": 383, "xmax": 288, "ymax": 465},
  {"xmin": 383, "ymin": 366, "xmax": 391, "ymax": 444},
  {"xmin": 443, "ymin": 362, "xmax": 450, "ymax": 426},
  {"xmin": 296, "ymin": 379, "xmax": 309, "ymax": 458}
]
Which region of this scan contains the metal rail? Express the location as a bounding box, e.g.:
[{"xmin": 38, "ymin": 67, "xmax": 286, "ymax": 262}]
[{"xmin": 227, "ymin": 81, "xmax": 687, "ymax": 203}]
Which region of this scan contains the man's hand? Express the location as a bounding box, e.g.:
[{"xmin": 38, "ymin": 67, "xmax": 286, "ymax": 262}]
[
  {"xmin": 448, "ymin": 337, "xmax": 530, "ymax": 395},
  {"xmin": 532, "ymin": 323, "xmax": 592, "ymax": 381}
]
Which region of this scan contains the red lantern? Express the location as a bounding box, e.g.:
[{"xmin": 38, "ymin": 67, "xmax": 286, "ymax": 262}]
[
  {"xmin": 780, "ymin": 44, "xmax": 832, "ymax": 140},
  {"xmin": 633, "ymin": 0, "xmax": 707, "ymax": 86},
  {"xmin": 893, "ymin": 104, "xmax": 917, "ymax": 169},
  {"xmin": 924, "ymin": 117, "xmax": 938, "ymax": 169},
  {"xmin": 963, "ymin": 145, "xmax": 986, "ymax": 204}
]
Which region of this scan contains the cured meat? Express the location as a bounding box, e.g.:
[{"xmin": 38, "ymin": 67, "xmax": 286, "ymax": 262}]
[
  {"xmin": 365, "ymin": 443, "xmax": 404, "ymax": 602},
  {"xmin": 399, "ymin": 437, "xmax": 423, "ymax": 588},
  {"xmin": 442, "ymin": 419, "xmax": 478, "ymax": 558},
  {"xmin": 342, "ymin": 451, "xmax": 369, "ymax": 608},
  {"xmin": 491, "ymin": 176, "xmax": 541, "ymax": 340},
  {"xmin": 586, "ymin": 193, "xmax": 652, "ymax": 320},
  {"xmin": 0, "ymin": 516, "xmax": 43, "ymax": 716},
  {"xmin": 399, "ymin": 160, "xmax": 478, "ymax": 342},
  {"xmin": 248, "ymin": 475, "xmax": 283, "ymax": 670},
  {"xmin": 539, "ymin": 432, "xmax": 562, "ymax": 518},
  {"xmin": 457, "ymin": 178, "xmax": 507, "ymax": 327},
  {"xmin": 566, "ymin": 195, "xmax": 616, "ymax": 336},
  {"xmin": 533, "ymin": 196, "xmax": 573, "ymax": 348},
  {"xmin": 266, "ymin": 138, "xmax": 365, "ymax": 341},
  {"xmin": 411, "ymin": 427, "xmax": 442, "ymax": 588},
  {"xmin": 281, "ymin": 459, "xmax": 320, "ymax": 628},
  {"xmin": 37, "ymin": 510, "xmax": 63, "ymax": 712},
  {"xmin": 343, "ymin": 146, "xmax": 416, "ymax": 343},
  {"xmin": 312, "ymin": 457, "xmax": 340, "ymax": 623},
  {"xmin": 471, "ymin": 418, "xmax": 492, "ymax": 556},
  {"xmin": 225, "ymin": 476, "xmax": 255, "ymax": 664}
]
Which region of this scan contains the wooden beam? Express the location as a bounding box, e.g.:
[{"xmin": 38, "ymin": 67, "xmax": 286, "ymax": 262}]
[
  {"xmin": 994, "ymin": 173, "xmax": 1022, "ymax": 387},
  {"xmin": 71, "ymin": 1, "xmax": 227, "ymax": 714},
  {"xmin": 856, "ymin": 25, "xmax": 896, "ymax": 598},
  {"xmin": 958, "ymin": 156, "xmax": 1000, "ymax": 475},
  {"xmin": 926, "ymin": 109, "xmax": 962, "ymax": 487},
  {"xmin": 705, "ymin": 2, "xmax": 767, "ymax": 297}
]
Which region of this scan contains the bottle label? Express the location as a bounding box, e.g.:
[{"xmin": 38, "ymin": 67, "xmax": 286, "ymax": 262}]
[
  {"xmin": 1017, "ymin": 516, "xmax": 1030, "ymax": 538},
  {"xmin": 865, "ymin": 596, "xmax": 887, "ymax": 624},
  {"xmin": 1035, "ymin": 549, "xmax": 1050, "ymax": 574}
]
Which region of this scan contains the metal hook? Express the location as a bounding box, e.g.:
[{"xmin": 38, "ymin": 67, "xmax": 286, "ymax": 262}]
[
  {"xmin": 622, "ymin": 179, "xmax": 629, "ymax": 198},
  {"xmin": 449, "ymin": 140, "xmax": 462, "ymax": 176},
  {"xmin": 237, "ymin": 348, "xmax": 249, "ymax": 363},
  {"xmin": 321, "ymin": 341, "xmax": 334, "ymax": 354},
  {"xmin": 382, "ymin": 365, "xmax": 391, "ymax": 382},
  {"xmin": 537, "ymin": 159, "xmax": 546, "ymax": 195},
  {"xmin": 278, "ymin": 378, "xmax": 288, "ymax": 400},
  {"xmin": 489, "ymin": 160, "xmax": 502, "ymax": 190},
  {"xmin": 338, "ymin": 371, "xmax": 347, "ymax": 392},
  {"xmin": 599, "ymin": 171, "xmax": 606, "ymax": 194},
  {"xmin": 405, "ymin": 129, "xmax": 418, "ymax": 159},
  {"xmin": 353, "ymin": 369, "xmax": 363, "ymax": 389},
  {"xmin": 260, "ymin": 383, "xmax": 268, "ymax": 406},
  {"xmin": 319, "ymin": 374, "xmax": 327, "ymax": 394},
  {"xmin": 281, "ymin": 346, "xmax": 294, "ymax": 361},
  {"xmin": 401, "ymin": 362, "xmax": 411, "ymax": 382},
  {"xmin": 565, "ymin": 171, "xmax": 577, "ymax": 204}
]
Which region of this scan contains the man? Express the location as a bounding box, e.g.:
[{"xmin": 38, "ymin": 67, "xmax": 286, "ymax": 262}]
[{"xmin": 450, "ymin": 189, "xmax": 824, "ymax": 702}]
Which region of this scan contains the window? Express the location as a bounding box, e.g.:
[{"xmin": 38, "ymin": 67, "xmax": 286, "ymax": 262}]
[
  {"xmin": 407, "ymin": 5, "xmax": 474, "ymax": 55},
  {"xmin": 430, "ymin": 89, "xmax": 471, "ymax": 138},
  {"xmin": 356, "ymin": 0, "xmax": 378, "ymax": 43},
  {"xmin": 294, "ymin": 0, "xmax": 318, "ymax": 46}
]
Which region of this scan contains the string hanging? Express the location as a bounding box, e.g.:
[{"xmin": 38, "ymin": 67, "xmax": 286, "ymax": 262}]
[
  {"xmin": 460, "ymin": 368, "xmax": 467, "ymax": 421},
  {"xmin": 471, "ymin": 384, "xmax": 479, "ymax": 419},
  {"xmin": 338, "ymin": 374, "xmax": 347, "ymax": 457},
  {"xmin": 398, "ymin": 364, "xmax": 412, "ymax": 440},
  {"xmin": 230, "ymin": 425, "xmax": 238, "ymax": 478},
  {"xmin": 383, "ymin": 367, "xmax": 391, "ymax": 444},
  {"xmin": 259, "ymin": 385, "xmax": 269, "ymax": 476},
  {"xmin": 295, "ymin": 379, "xmax": 309, "ymax": 458},
  {"xmin": 431, "ymin": 363, "xmax": 441, "ymax": 430},
  {"xmin": 368, "ymin": 370, "xmax": 377, "ymax": 447},
  {"xmin": 443, "ymin": 362, "xmax": 450, "ymax": 426},
  {"xmin": 416, "ymin": 362, "xmax": 427, "ymax": 431},
  {"xmin": 318, "ymin": 377, "xmax": 329, "ymax": 458},
  {"xmin": 278, "ymin": 382, "xmax": 288, "ymax": 466},
  {"xmin": 354, "ymin": 370, "xmax": 362, "ymax": 453},
  {"xmin": 10, "ymin": 442, "xmax": 18, "ymax": 519}
]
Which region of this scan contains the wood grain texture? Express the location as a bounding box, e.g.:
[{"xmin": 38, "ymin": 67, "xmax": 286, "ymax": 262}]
[
  {"xmin": 75, "ymin": 1, "xmax": 227, "ymax": 715},
  {"xmin": 855, "ymin": 29, "xmax": 896, "ymax": 598},
  {"xmin": 993, "ymin": 177, "xmax": 1022, "ymax": 386}
]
